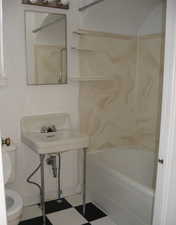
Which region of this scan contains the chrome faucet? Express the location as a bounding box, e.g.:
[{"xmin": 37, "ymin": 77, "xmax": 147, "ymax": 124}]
[{"xmin": 40, "ymin": 125, "xmax": 57, "ymax": 133}]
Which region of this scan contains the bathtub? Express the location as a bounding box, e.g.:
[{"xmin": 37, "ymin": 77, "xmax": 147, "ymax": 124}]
[{"xmin": 87, "ymin": 148, "xmax": 156, "ymax": 225}]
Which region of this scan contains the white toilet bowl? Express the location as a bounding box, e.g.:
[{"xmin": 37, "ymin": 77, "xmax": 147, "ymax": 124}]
[
  {"xmin": 2, "ymin": 144, "xmax": 23, "ymax": 225},
  {"xmin": 6, "ymin": 189, "xmax": 23, "ymax": 225}
]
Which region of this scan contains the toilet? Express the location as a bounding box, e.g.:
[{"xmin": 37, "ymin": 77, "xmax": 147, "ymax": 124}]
[{"xmin": 2, "ymin": 144, "xmax": 23, "ymax": 225}]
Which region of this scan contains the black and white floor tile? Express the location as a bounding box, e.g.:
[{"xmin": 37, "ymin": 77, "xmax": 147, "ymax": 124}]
[{"xmin": 20, "ymin": 194, "xmax": 117, "ymax": 225}]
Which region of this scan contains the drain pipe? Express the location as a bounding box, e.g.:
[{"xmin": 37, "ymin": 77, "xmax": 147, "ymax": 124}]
[
  {"xmin": 26, "ymin": 162, "xmax": 42, "ymax": 196},
  {"xmin": 46, "ymin": 153, "xmax": 62, "ymax": 202},
  {"xmin": 46, "ymin": 155, "xmax": 57, "ymax": 178}
]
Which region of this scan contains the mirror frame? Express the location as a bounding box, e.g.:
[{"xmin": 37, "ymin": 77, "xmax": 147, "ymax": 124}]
[{"xmin": 24, "ymin": 6, "xmax": 69, "ymax": 86}]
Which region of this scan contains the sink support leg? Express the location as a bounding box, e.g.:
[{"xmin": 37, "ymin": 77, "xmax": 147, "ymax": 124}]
[
  {"xmin": 82, "ymin": 148, "xmax": 87, "ymax": 216},
  {"xmin": 40, "ymin": 154, "xmax": 46, "ymax": 225},
  {"xmin": 57, "ymin": 152, "xmax": 62, "ymax": 202}
]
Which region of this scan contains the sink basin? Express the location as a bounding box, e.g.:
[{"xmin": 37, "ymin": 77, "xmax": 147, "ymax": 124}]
[{"xmin": 21, "ymin": 114, "xmax": 89, "ymax": 154}]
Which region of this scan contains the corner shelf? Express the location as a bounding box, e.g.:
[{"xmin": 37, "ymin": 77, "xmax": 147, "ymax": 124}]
[
  {"xmin": 71, "ymin": 29, "xmax": 122, "ymax": 82},
  {"xmin": 71, "ymin": 47, "xmax": 96, "ymax": 53},
  {"xmin": 22, "ymin": 0, "xmax": 69, "ymax": 10},
  {"xmin": 72, "ymin": 29, "xmax": 135, "ymax": 40},
  {"xmin": 70, "ymin": 75, "xmax": 117, "ymax": 81}
]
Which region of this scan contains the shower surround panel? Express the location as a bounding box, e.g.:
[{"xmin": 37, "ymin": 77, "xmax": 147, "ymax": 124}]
[{"xmin": 79, "ymin": 33, "xmax": 163, "ymax": 153}]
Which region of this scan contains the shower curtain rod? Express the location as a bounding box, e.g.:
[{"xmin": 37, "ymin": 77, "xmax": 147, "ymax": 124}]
[
  {"xmin": 32, "ymin": 16, "xmax": 65, "ymax": 33},
  {"xmin": 79, "ymin": 0, "xmax": 104, "ymax": 11}
]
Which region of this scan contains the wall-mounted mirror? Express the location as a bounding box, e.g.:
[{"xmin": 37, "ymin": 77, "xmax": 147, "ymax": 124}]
[{"xmin": 25, "ymin": 11, "xmax": 67, "ymax": 85}]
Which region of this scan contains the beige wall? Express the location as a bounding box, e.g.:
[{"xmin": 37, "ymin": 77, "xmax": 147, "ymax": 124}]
[{"xmin": 79, "ymin": 33, "xmax": 163, "ymax": 152}]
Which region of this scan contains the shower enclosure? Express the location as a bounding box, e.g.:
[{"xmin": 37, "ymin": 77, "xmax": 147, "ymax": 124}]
[{"xmin": 77, "ymin": 0, "xmax": 166, "ymax": 225}]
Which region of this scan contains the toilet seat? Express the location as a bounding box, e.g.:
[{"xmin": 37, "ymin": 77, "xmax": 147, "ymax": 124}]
[{"xmin": 6, "ymin": 189, "xmax": 23, "ymax": 221}]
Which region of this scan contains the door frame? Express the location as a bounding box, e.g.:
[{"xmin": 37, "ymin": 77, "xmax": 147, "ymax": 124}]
[{"xmin": 153, "ymin": 0, "xmax": 176, "ymax": 224}]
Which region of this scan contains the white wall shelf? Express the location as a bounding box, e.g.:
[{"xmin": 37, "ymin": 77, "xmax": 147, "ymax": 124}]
[
  {"xmin": 73, "ymin": 29, "xmax": 135, "ymax": 40},
  {"xmin": 70, "ymin": 75, "xmax": 117, "ymax": 81},
  {"xmin": 71, "ymin": 47, "xmax": 95, "ymax": 53},
  {"xmin": 70, "ymin": 29, "xmax": 125, "ymax": 82},
  {"xmin": 79, "ymin": 0, "xmax": 104, "ymax": 12}
]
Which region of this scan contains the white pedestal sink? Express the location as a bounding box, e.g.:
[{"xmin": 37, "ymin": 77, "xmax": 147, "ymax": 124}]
[
  {"xmin": 21, "ymin": 113, "xmax": 89, "ymax": 225},
  {"xmin": 21, "ymin": 113, "xmax": 89, "ymax": 154}
]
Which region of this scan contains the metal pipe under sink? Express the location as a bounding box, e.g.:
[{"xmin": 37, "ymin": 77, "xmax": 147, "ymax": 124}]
[
  {"xmin": 46, "ymin": 153, "xmax": 62, "ymax": 201},
  {"xmin": 46, "ymin": 155, "xmax": 58, "ymax": 178}
]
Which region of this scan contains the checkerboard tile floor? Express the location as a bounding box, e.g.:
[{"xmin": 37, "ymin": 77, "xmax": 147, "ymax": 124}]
[{"xmin": 20, "ymin": 194, "xmax": 117, "ymax": 225}]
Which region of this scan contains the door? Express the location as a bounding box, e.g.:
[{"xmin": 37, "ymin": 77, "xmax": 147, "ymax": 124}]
[
  {"xmin": 0, "ymin": 130, "xmax": 8, "ymax": 225},
  {"xmin": 153, "ymin": 0, "xmax": 176, "ymax": 224}
]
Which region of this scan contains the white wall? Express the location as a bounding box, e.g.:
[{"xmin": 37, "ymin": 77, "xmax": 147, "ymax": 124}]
[
  {"xmin": 138, "ymin": 2, "xmax": 164, "ymax": 35},
  {"xmin": 80, "ymin": 0, "xmax": 163, "ymax": 35},
  {"xmin": 0, "ymin": 0, "xmax": 80, "ymax": 205}
]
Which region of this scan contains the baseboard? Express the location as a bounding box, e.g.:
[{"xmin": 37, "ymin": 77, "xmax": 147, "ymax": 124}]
[{"xmin": 23, "ymin": 184, "xmax": 81, "ymax": 206}]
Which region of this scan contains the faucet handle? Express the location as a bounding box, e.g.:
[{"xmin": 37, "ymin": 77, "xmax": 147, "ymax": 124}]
[
  {"xmin": 51, "ymin": 125, "xmax": 57, "ymax": 132},
  {"xmin": 40, "ymin": 126, "xmax": 48, "ymax": 133}
]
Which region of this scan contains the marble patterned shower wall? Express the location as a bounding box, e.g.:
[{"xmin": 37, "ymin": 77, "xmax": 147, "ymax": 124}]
[
  {"xmin": 135, "ymin": 34, "xmax": 163, "ymax": 152},
  {"xmin": 79, "ymin": 33, "xmax": 163, "ymax": 152}
]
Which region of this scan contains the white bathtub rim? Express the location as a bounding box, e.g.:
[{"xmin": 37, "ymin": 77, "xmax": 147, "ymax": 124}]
[
  {"xmin": 87, "ymin": 147, "xmax": 156, "ymax": 155},
  {"xmin": 88, "ymin": 155, "xmax": 154, "ymax": 197}
]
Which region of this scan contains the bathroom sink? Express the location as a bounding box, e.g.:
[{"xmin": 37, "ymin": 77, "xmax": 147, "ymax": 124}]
[
  {"xmin": 22, "ymin": 129, "xmax": 89, "ymax": 154},
  {"xmin": 21, "ymin": 113, "xmax": 89, "ymax": 154}
]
